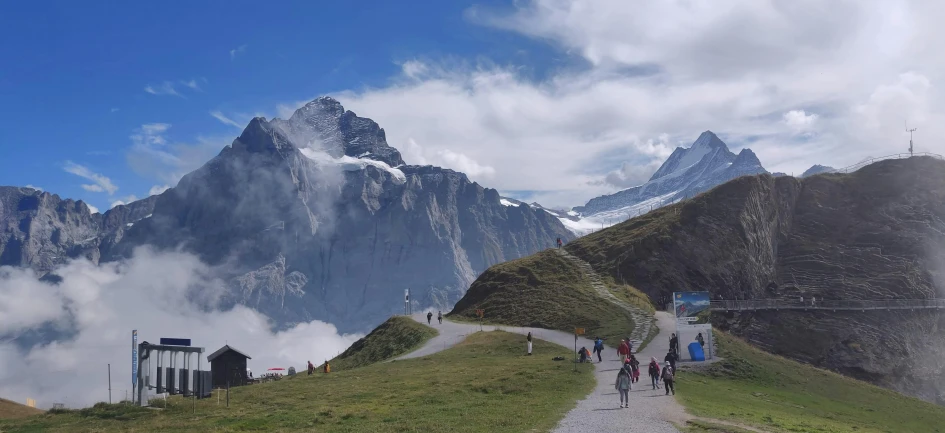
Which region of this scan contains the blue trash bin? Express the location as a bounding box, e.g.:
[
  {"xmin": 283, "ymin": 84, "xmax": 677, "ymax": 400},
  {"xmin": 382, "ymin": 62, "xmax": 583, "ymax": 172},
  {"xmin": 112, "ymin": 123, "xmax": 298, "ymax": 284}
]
[{"xmin": 688, "ymin": 341, "xmax": 705, "ymax": 362}]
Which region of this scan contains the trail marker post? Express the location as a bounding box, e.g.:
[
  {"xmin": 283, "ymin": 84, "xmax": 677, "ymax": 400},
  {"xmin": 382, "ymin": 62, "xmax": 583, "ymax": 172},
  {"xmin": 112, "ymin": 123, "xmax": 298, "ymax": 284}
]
[
  {"xmin": 476, "ymin": 309, "xmax": 485, "ymax": 331},
  {"xmin": 573, "ymin": 328, "xmax": 585, "ymax": 371}
]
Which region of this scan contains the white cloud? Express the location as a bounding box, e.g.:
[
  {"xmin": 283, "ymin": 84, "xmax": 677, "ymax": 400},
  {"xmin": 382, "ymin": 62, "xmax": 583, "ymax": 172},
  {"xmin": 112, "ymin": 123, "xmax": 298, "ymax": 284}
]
[
  {"xmin": 87, "ymin": 204, "xmax": 100, "ymax": 214},
  {"xmin": 181, "ymin": 79, "xmax": 201, "ymax": 91},
  {"xmin": 148, "ymin": 185, "xmax": 170, "ymax": 196},
  {"xmin": 0, "ymin": 248, "xmax": 360, "ymax": 409},
  {"xmin": 110, "ymin": 195, "xmax": 138, "ymax": 209},
  {"xmin": 110, "ymin": 108, "xmax": 119, "ymax": 113},
  {"xmin": 127, "ymin": 123, "xmax": 227, "ymax": 185},
  {"xmin": 24, "ymin": 184, "xmax": 42, "ymax": 191},
  {"xmin": 63, "ymin": 161, "xmax": 118, "ymax": 195},
  {"xmin": 230, "ymin": 45, "xmax": 247, "ymax": 60},
  {"xmin": 210, "ymin": 110, "xmax": 244, "ymax": 128},
  {"xmin": 306, "ymin": 0, "xmax": 945, "ymax": 207},
  {"xmin": 783, "ymin": 110, "xmax": 819, "ymax": 132},
  {"xmin": 144, "ymin": 81, "xmax": 182, "ymax": 97},
  {"xmin": 80, "ymin": 184, "xmax": 105, "ymax": 193}
]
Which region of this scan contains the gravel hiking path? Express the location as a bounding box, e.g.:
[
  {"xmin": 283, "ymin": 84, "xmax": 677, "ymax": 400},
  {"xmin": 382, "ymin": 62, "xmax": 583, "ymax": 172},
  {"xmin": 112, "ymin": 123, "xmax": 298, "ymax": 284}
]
[{"xmin": 395, "ymin": 312, "xmax": 689, "ymax": 432}]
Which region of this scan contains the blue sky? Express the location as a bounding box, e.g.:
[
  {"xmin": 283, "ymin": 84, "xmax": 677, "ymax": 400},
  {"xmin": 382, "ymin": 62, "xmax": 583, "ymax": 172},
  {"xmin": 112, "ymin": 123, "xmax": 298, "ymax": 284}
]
[
  {"xmin": 0, "ymin": 0, "xmax": 559, "ymax": 210},
  {"xmin": 0, "ymin": 0, "xmax": 939, "ymax": 210}
]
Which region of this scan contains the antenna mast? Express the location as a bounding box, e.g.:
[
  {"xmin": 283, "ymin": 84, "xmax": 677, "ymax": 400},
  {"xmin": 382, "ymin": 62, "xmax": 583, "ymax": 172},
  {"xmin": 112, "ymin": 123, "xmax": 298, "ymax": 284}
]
[{"xmin": 906, "ymin": 120, "xmax": 917, "ymax": 156}]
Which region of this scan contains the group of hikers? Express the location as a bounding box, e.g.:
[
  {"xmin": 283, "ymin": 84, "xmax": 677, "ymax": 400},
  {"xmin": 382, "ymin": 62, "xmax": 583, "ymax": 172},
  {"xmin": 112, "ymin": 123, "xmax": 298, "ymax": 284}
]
[
  {"xmin": 306, "ymin": 360, "xmax": 330, "ymax": 375},
  {"xmin": 569, "ymin": 334, "xmax": 682, "ymax": 407},
  {"xmin": 426, "ymin": 311, "xmax": 443, "ymax": 325}
]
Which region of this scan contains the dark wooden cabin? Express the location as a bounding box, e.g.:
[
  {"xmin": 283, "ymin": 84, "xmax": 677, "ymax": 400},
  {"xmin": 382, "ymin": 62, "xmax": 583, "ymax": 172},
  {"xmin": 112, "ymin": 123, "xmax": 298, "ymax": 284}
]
[{"xmin": 208, "ymin": 345, "xmax": 251, "ymax": 388}]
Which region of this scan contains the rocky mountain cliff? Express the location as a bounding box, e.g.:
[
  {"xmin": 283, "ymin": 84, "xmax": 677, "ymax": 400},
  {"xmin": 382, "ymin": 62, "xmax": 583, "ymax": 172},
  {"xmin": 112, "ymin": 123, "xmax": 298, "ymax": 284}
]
[
  {"xmin": 0, "ymin": 97, "xmax": 570, "ymax": 333},
  {"xmin": 0, "ymin": 187, "xmax": 156, "ymax": 272},
  {"xmin": 573, "ymin": 131, "xmax": 768, "ymax": 226},
  {"xmin": 556, "ymin": 156, "xmax": 945, "ymax": 403}
]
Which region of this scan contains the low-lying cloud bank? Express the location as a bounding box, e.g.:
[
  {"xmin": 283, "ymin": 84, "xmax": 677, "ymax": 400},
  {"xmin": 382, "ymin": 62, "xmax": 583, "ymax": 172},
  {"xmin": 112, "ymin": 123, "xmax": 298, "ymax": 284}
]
[{"xmin": 0, "ymin": 247, "xmax": 361, "ymax": 409}]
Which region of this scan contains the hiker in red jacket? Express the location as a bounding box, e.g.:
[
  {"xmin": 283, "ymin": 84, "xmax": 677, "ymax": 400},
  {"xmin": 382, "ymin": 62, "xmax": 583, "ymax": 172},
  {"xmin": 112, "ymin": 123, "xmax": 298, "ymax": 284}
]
[{"xmin": 617, "ymin": 339, "xmax": 630, "ymax": 364}]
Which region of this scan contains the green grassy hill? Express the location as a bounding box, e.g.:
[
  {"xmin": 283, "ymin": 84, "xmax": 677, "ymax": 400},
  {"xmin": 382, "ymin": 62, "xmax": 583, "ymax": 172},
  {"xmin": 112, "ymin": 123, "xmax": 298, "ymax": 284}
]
[
  {"xmin": 0, "ymin": 398, "xmax": 44, "ymax": 420},
  {"xmin": 327, "ymin": 315, "xmax": 438, "ymax": 371},
  {"xmin": 448, "ymin": 249, "xmax": 652, "ymax": 347},
  {"xmin": 0, "ymin": 332, "xmax": 593, "ymax": 433},
  {"xmin": 677, "ymin": 332, "xmax": 945, "ymax": 433}
]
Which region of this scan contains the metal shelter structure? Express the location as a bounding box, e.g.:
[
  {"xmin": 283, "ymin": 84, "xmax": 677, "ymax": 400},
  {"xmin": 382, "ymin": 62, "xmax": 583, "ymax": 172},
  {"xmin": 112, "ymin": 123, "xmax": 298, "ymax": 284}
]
[{"xmin": 135, "ymin": 342, "xmax": 209, "ymax": 406}]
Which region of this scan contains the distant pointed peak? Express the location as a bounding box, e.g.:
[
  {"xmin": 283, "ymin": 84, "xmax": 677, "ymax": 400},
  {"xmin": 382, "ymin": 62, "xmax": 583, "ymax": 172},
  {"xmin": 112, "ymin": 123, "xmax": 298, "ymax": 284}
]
[
  {"xmin": 732, "ymin": 148, "xmax": 762, "ymax": 166},
  {"xmin": 690, "ymin": 131, "xmax": 728, "ymax": 151}
]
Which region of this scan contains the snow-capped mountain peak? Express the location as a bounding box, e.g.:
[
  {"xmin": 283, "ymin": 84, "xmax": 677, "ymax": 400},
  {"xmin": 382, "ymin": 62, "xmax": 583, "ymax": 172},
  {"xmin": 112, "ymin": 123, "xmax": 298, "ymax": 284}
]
[{"xmin": 570, "ymin": 131, "xmax": 767, "ymax": 233}]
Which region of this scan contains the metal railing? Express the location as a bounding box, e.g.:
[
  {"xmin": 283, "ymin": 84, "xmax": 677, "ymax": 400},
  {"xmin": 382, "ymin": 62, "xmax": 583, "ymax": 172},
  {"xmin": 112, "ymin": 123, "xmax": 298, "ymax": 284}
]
[
  {"xmin": 710, "ymin": 298, "xmax": 945, "ymax": 312},
  {"xmin": 826, "ymin": 152, "xmax": 943, "ymax": 175}
]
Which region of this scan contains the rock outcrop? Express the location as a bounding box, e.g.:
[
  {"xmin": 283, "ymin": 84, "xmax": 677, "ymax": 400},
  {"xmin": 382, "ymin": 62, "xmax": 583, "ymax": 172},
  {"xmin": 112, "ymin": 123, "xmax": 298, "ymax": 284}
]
[
  {"xmin": 561, "ymin": 156, "xmax": 945, "ymax": 403},
  {"xmin": 0, "ymin": 187, "xmax": 157, "ymax": 273}
]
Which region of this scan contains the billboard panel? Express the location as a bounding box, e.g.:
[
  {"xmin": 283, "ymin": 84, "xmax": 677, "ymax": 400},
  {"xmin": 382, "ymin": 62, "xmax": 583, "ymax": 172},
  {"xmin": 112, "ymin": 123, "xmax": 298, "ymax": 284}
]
[{"xmin": 673, "ymin": 291, "xmax": 711, "ymax": 325}]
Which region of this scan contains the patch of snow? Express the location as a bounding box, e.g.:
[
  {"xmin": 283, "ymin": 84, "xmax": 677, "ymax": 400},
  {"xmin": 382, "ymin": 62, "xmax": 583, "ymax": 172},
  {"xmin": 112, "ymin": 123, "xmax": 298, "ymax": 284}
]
[
  {"xmin": 143, "ymin": 214, "xmax": 152, "ymax": 219},
  {"xmin": 299, "ymin": 148, "xmax": 407, "ymax": 184},
  {"xmin": 590, "ymin": 190, "xmax": 681, "ymax": 224},
  {"xmin": 567, "ymin": 210, "xmax": 579, "ymax": 217},
  {"xmin": 499, "ymin": 198, "xmax": 519, "ymax": 207},
  {"xmin": 125, "ymin": 222, "xmax": 134, "ymax": 228},
  {"xmin": 557, "ymin": 217, "xmax": 606, "ymax": 237}
]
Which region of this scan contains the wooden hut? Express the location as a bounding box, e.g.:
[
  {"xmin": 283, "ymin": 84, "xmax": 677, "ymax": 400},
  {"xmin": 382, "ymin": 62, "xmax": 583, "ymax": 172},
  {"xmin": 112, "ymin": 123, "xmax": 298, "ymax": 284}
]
[{"xmin": 208, "ymin": 345, "xmax": 251, "ymax": 388}]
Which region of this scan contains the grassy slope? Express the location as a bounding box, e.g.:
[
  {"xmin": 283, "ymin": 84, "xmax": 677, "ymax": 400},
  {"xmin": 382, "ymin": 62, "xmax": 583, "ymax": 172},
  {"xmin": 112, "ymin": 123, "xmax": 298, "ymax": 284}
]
[
  {"xmin": 449, "ymin": 249, "xmax": 647, "ymax": 347},
  {"xmin": 677, "ymin": 332, "xmax": 945, "ymax": 433},
  {"xmin": 0, "ymin": 398, "xmax": 44, "ymax": 420},
  {"xmin": 1, "ymin": 332, "xmax": 594, "ymax": 433},
  {"xmin": 328, "ymin": 316, "xmax": 438, "ymax": 371}
]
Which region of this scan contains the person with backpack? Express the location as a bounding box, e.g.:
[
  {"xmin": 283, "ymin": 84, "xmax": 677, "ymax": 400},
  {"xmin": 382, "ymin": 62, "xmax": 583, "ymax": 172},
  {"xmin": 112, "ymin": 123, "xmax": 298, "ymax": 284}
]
[
  {"xmin": 592, "ymin": 336, "xmax": 604, "ymax": 363},
  {"xmin": 662, "ymin": 365, "xmax": 675, "ymax": 395},
  {"xmin": 670, "ymin": 333, "xmax": 679, "ymax": 354},
  {"xmin": 615, "ymin": 365, "xmax": 632, "ymax": 408},
  {"xmin": 626, "ymin": 336, "xmax": 634, "ymax": 354},
  {"xmin": 578, "ymin": 346, "xmax": 591, "ymax": 363},
  {"xmin": 323, "ymin": 360, "xmax": 331, "ymax": 374},
  {"xmin": 697, "ymin": 332, "xmax": 705, "ymax": 348},
  {"xmin": 629, "ymin": 354, "xmax": 641, "ymax": 383},
  {"xmin": 526, "ymin": 332, "xmax": 533, "ymax": 355},
  {"xmin": 307, "ymin": 360, "xmax": 314, "ymax": 375},
  {"xmin": 664, "ymin": 350, "xmax": 678, "ymax": 371},
  {"xmin": 617, "ymin": 339, "xmax": 630, "ymax": 364},
  {"xmin": 648, "ymin": 357, "xmax": 661, "ymax": 390},
  {"xmin": 427, "ymin": 311, "xmax": 433, "ymax": 324},
  {"xmin": 437, "ymin": 311, "xmax": 443, "ymax": 324}
]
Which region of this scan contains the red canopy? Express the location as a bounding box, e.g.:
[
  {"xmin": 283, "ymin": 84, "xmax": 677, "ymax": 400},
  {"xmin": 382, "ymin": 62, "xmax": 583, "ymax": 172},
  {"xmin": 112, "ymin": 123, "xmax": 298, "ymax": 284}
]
[{"xmin": 267, "ymin": 367, "xmax": 285, "ymax": 371}]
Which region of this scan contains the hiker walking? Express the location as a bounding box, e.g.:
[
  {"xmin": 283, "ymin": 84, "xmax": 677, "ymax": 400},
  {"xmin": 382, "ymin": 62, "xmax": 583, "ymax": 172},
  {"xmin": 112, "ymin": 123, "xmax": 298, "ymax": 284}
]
[
  {"xmin": 579, "ymin": 347, "xmax": 591, "ymax": 363},
  {"xmin": 626, "ymin": 336, "xmax": 634, "ymax": 354},
  {"xmin": 437, "ymin": 311, "xmax": 443, "ymax": 324},
  {"xmin": 662, "ymin": 365, "xmax": 675, "ymax": 395},
  {"xmin": 615, "ymin": 365, "xmax": 632, "ymax": 408},
  {"xmin": 592, "ymin": 336, "xmax": 604, "ymax": 363},
  {"xmin": 307, "ymin": 360, "xmax": 314, "ymax": 375},
  {"xmin": 427, "ymin": 311, "xmax": 433, "ymax": 324},
  {"xmin": 526, "ymin": 332, "xmax": 533, "ymax": 355},
  {"xmin": 629, "ymin": 354, "xmax": 641, "ymax": 383},
  {"xmin": 617, "ymin": 339, "xmax": 630, "ymax": 364},
  {"xmin": 664, "ymin": 350, "xmax": 677, "ymax": 372},
  {"xmin": 648, "ymin": 357, "xmax": 662, "ymax": 390},
  {"xmin": 670, "ymin": 333, "xmax": 679, "ymax": 354}
]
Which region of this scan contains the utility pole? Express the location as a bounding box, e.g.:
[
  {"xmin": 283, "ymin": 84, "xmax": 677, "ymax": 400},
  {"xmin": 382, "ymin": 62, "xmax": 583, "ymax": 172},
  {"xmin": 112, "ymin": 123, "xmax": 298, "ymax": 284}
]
[
  {"xmin": 108, "ymin": 364, "xmax": 112, "ymax": 404},
  {"xmin": 906, "ymin": 121, "xmax": 917, "ymax": 156}
]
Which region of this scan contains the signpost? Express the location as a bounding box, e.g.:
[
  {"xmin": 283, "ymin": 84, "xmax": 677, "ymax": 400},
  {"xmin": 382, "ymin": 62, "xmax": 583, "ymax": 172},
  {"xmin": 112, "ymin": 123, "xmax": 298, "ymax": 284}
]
[
  {"xmin": 405, "ymin": 289, "xmax": 410, "ymax": 316},
  {"xmin": 132, "ymin": 330, "xmax": 137, "ymax": 403},
  {"xmin": 672, "ymin": 292, "xmax": 714, "ymax": 360},
  {"xmin": 476, "ymin": 309, "xmax": 485, "ymax": 331},
  {"xmin": 573, "ymin": 328, "xmax": 585, "ymax": 371}
]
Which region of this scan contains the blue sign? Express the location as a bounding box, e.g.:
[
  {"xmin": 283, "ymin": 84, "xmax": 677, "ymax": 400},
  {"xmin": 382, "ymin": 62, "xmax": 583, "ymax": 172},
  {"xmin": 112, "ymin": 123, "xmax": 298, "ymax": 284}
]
[
  {"xmin": 160, "ymin": 338, "xmax": 191, "ymax": 346},
  {"xmin": 132, "ymin": 330, "xmax": 138, "ymax": 386}
]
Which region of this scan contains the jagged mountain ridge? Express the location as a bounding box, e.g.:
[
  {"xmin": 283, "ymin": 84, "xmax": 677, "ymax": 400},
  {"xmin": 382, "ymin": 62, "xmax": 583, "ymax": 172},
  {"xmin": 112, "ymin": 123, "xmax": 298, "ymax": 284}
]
[
  {"xmin": 573, "ymin": 131, "xmax": 768, "ymax": 225},
  {"xmin": 0, "ymin": 97, "xmax": 571, "ymax": 334},
  {"xmin": 0, "ymin": 187, "xmax": 157, "ymax": 272}
]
